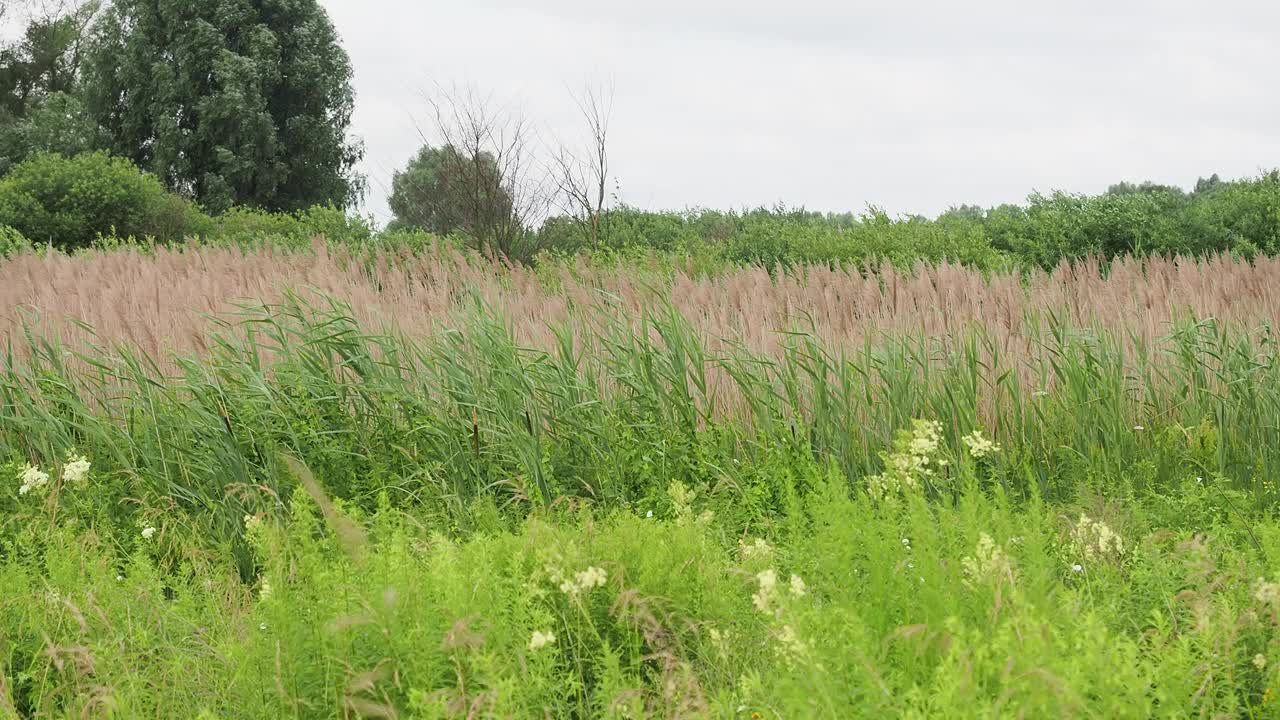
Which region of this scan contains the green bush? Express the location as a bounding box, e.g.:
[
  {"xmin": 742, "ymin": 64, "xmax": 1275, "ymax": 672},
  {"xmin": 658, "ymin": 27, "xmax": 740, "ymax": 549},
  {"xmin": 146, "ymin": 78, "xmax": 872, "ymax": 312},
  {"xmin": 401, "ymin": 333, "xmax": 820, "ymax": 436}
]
[
  {"xmin": 203, "ymin": 204, "xmax": 373, "ymax": 249},
  {"xmin": 0, "ymin": 152, "xmax": 204, "ymax": 250},
  {"xmin": 531, "ymin": 172, "xmax": 1280, "ymax": 271},
  {"xmin": 0, "ymin": 224, "xmax": 32, "ymax": 256}
]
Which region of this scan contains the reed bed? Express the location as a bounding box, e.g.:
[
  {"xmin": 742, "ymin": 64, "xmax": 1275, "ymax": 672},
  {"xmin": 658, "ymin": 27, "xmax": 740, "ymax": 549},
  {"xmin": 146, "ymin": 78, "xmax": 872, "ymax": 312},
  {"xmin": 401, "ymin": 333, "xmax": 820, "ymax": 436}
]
[
  {"xmin": 6, "ymin": 248, "xmax": 1280, "ymax": 716},
  {"xmin": 4, "ymin": 243, "xmax": 1279, "ymax": 365}
]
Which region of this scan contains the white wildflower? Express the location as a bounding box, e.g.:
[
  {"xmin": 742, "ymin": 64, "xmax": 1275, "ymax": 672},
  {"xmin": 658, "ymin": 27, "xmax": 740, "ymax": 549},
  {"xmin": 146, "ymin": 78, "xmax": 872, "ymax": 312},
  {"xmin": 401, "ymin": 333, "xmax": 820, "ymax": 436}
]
[
  {"xmin": 961, "ymin": 533, "xmax": 1015, "ymax": 588},
  {"xmin": 1069, "ymin": 514, "xmax": 1124, "ymax": 563},
  {"xmin": 140, "ymin": 525, "xmax": 156, "ymax": 540},
  {"xmin": 529, "ymin": 630, "xmax": 556, "ymax": 651},
  {"xmin": 1132, "ymin": 425, "xmax": 1145, "ymax": 432},
  {"xmin": 259, "ymin": 623, "xmax": 268, "ymax": 632},
  {"xmin": 61, "ymin": 455, "xmax": 91, "ymax": 484},
  {"xmin": 867, "ymin": 419, "xmax": 945, "ymax": 500},
  {"xmin": 1255, "ymin": 654, "xmax": 1267, "ymax": 670},
  {"xmin": 789, "ymin": 574, "xmax": 807, "ymax": 598},
  {"xmin": 961, "ymin": 430, "xmax": 1000, "ymax": 459},
  {"xmin": 556, "ymin": 565, "xmax": 608, "ymax": 596},
  {"xmin": 1072, "ymin": 564, "xmax": 1083, "ymax": 573},
  {"xmin": 775, "ymin": 623, "xmax": 809, "ymax": 662},
  {"xmin": 1255, "ymin": 577, "xmax": 1280, "ymax": 608},
  {"xmin": 909, "ymin": 419, "xmax": 942, "ymax": 456},
  {"xmin": 645, "ymin": 510, "xmax": 653, "ymax": 518},
  {"xmin": 740, "ymin": 537, "xmax": 774, "ymax": 561},
  {"xmin": 575, "ymin": 566, "xmax": 607, "ymax": 591},
  {"xmin": 18, "ymin": 464, "xmax": 49, "ymax": 496},
  {"xmin": 752, "ymin": 569, "xmax": 779, "ymax": 614}
]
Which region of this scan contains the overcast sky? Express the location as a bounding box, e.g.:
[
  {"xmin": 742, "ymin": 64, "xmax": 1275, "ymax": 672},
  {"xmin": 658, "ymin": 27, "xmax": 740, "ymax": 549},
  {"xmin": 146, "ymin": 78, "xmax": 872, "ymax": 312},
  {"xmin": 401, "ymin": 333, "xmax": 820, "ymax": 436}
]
[{"xmin": 334, "ymin": 2, "xmax": 1274, "ymax": 223}]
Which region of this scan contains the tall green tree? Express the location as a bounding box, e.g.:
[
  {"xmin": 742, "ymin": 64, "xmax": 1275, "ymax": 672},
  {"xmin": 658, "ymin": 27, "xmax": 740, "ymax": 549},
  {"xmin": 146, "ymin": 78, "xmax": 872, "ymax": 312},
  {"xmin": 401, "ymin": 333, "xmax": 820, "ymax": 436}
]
[
  {"xmin": 0, "ymin": 1, "xmax": 101, "ymax": 174},
  {"xmin": 82, "ymin": 0, "xmax": 364, "ymax": 213}
]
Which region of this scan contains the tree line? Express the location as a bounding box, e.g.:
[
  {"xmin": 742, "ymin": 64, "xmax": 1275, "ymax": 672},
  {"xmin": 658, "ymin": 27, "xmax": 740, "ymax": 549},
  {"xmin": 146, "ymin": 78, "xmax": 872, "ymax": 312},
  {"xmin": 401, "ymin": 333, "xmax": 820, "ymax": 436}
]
[{"xmin": 2, "ymin": 0, "xmax": 1278, "ymax": 269}]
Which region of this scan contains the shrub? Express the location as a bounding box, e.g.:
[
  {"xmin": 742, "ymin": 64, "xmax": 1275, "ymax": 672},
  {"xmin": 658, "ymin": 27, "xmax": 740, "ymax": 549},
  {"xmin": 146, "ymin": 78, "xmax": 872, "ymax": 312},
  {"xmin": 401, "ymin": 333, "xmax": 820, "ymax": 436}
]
[
  {"xmin": 203, "ymin": 205, "xmax": 373, "ymax": 249},
  {"xmin": 0, "ymin": 224, "xmax": 33, "ymax": 256},
  {"xmin": 0, "ymin": 152, "xmax": 204, "ymax": 250}
]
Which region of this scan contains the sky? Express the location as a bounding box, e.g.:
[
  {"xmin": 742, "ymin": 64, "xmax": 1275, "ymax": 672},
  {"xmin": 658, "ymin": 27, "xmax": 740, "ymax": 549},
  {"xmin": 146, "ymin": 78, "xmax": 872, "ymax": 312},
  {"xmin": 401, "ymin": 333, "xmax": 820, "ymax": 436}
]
[{"xmin": 57, "ymin": 0, "xmax": 1280, "ymax": 225}]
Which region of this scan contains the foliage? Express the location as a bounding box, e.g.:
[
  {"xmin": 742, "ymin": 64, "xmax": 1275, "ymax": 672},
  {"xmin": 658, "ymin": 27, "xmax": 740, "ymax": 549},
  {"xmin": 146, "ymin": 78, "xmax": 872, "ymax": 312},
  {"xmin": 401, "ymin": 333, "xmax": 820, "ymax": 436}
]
[
  {"xmin": 530, "ymin": 172, "xmax": 1280, "ymax": 271},
  {"xmin": 0, "ymin": 224, "xmax": 31, "ymax": 256},
  {"xmin": 0, "ymin": 91, "xmax": 103, "ymax": 175},
  {"xmin": 0, "ymin": 2, "xmax": 101, "ymax": 174},
  {"xmin": 81, "ymin": 0, "xmax": 364, "ymax": 213},
  {"xmin": 388, "ymin": 144, "xmax": 514, "ymax": 238},
  {"xmin": 0, "ymin": 151, "xmax": 203, "ymax": 249},
  {"xmin": 202, "ymin": 204, "xmax": 374, "ymax": 250}
]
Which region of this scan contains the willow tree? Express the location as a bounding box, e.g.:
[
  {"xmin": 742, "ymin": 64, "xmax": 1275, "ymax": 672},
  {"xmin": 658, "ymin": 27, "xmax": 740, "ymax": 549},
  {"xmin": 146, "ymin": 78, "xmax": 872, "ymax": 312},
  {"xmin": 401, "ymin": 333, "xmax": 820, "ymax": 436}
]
[{"xmin": 83, "ymin": 0, "xmax": 364, "ymax": 212}]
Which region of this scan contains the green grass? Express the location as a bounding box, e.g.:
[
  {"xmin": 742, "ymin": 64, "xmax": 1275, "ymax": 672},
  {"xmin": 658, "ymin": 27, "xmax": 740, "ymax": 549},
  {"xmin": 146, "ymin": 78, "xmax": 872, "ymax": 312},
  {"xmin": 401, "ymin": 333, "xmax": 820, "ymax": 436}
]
[{"xmin": 3, "ymin": 294, "xmax": 1280, "ymax": 717}]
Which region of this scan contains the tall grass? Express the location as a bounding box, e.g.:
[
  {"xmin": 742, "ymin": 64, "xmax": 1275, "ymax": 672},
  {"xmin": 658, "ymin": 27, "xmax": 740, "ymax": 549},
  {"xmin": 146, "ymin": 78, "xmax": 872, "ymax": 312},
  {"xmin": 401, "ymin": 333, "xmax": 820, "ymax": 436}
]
[
  {"xmin": 5, "ymin": 243, "xmax": 1280, "ymax": 370},
  {"xmin": 2, "ymin": 294, "xmax": 1277, "ymax": 548}
]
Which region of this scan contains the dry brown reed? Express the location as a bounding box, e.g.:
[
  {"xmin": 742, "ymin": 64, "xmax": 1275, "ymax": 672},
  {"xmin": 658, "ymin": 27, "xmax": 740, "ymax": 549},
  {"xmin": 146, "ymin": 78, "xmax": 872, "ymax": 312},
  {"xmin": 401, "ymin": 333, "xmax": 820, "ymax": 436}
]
[{"xmin": 3, "ymin": 242, "xmax": 1279, "ymax": 367}]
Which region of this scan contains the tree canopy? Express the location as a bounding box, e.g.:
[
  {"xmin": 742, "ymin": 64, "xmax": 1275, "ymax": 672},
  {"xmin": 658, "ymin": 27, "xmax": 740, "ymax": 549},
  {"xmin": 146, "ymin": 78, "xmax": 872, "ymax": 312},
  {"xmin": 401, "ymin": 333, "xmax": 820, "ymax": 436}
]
[
  {"xmin": 80, "ymin": 0, "xmax": 364, "ymax": 212},
  {"xmin": 0, "ymin": 1, "xmax": 100, "ymax": 173},
  {"xmin": 388, "ymin": 144, "xmax": 514, "ymax": 238}
]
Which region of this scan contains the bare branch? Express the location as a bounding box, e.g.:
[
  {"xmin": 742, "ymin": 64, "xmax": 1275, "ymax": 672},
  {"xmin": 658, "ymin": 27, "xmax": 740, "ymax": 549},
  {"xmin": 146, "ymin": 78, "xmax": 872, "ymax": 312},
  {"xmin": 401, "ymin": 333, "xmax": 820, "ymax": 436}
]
[
  {"xmin": 550, "ymin": 78, "xmax": 615, "ymax": 250},
  {"xmin": 413, "ymin": 81, "xmax": 551, "ymax": 261}
]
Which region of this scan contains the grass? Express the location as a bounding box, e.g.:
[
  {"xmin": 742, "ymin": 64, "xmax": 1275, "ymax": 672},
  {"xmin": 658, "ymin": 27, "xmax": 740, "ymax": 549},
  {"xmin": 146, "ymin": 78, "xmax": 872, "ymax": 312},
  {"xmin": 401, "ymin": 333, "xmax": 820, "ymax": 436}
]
[{"xmin": 2, "ymin": 252, "xmax": 1280, "ymax": 717}]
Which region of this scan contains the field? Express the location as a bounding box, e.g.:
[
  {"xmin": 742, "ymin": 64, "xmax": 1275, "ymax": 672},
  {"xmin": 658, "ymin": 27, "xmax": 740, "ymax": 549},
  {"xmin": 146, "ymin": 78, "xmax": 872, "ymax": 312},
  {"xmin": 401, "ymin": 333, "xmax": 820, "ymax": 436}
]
[{"xmin": 4, "ymin": 243, "xmax": 1280, "ymax": 718}]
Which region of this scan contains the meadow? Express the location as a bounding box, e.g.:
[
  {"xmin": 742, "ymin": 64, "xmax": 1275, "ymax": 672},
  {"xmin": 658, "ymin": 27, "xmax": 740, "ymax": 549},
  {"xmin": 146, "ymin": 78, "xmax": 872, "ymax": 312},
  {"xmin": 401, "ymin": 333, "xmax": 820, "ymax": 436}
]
[{"xmin": 3, "ymin": 243, "xmax": 1280, "ymax": 718}]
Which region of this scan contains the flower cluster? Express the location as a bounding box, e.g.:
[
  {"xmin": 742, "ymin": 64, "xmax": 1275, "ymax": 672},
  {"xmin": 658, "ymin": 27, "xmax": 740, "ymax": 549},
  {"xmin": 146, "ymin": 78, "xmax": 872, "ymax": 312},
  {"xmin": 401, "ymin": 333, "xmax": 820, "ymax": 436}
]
[
  {"xmin": 907, "ymin": 420, "xmax": 942, "ymax": 458},
  {"xmin": 866, "ymin": 419, "xmax": 944, "ymax": 500},
  {"xmin": 747, "ymin": 568, "xmax": 812, "ymax": 666},
  {"xmin": 961, "ymin": 533, "xmax": 1016, "ymax": 588},
  {"xmin": 739, "ymin": 538, "xmax": 774, "ymax": 563},
  {"xmin": 547, "ymin": 565, "xmax": 608, "ymax": 598},
  {"xmin": 61, "ymin": 454, "xmax": 91, "ymax": 484},
  {"xmin": 17, "ymin": 453, "xmax": 93, "ymax": 496},
  {"xmin": 528, "ymin": 629, "xmax": 556, "ymax": 651},
  {"xmin": 1069, "ymin": 514, "xmax": 1125, "ymax": 565},
  {"xmin": 18, "ymin": 464, "xmax": 49, "ymax": 496},
  {"xmin": 1255, "ymin": 577, "xmax": 1280, "ymax": 610},
  {"xmin": 961, "ymin": 430, "xmax": 1000, "ymax": 459},
  {"xmin": 668, "ymin": 480, "xmax": 714, "ymax": 527},
  {"xmin": 774, "ymin": 623, "xmax": 810, "ymax": 663},
  {"xmin": 751, "ymin": 569, "xmax": 807, "ymax": 617}
]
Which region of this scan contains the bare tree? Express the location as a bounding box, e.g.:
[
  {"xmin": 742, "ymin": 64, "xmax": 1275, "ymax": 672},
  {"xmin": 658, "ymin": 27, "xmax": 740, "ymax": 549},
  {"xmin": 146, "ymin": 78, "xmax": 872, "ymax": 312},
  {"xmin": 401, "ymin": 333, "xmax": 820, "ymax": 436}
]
[
  {"xmin": 417, "ymin": 82, "xmax": 550, "ymax": 262},
  {"xmin": 551, "ymin": 79, "xmax": 615, "ymax": 250}
]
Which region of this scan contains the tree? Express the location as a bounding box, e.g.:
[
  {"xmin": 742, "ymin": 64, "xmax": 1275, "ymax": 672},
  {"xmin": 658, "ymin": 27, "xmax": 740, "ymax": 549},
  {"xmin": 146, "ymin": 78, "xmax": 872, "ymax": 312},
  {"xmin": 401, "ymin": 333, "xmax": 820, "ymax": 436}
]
[
  {"xmin": 0, "ymin": 1, "xmax": 97, "ymax": 116},
  {"xmin": 1105, "ymin": 180, "xmax": 1186, "ymax": 197},
  {"xmin": 550, "ymin": 80, "xmax": 614, "ymax": 249},
  {"xmin": 414, "ymin": 83, "xmax": 548, "ymax": 260},
  {"xmin": 1194, "ymin": 173, "xmax": 1224, "ymax": 195},
  {"xmin": 81, "ymin": 0, "xmax": 364, "ymax": 213},
  {"xmin": 0, "ymin": 1, "xmax": 101, "ymax": 173},
  {"xmin": 388, "ymin": 145, "xmax": 513, "ymax": 237}
]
